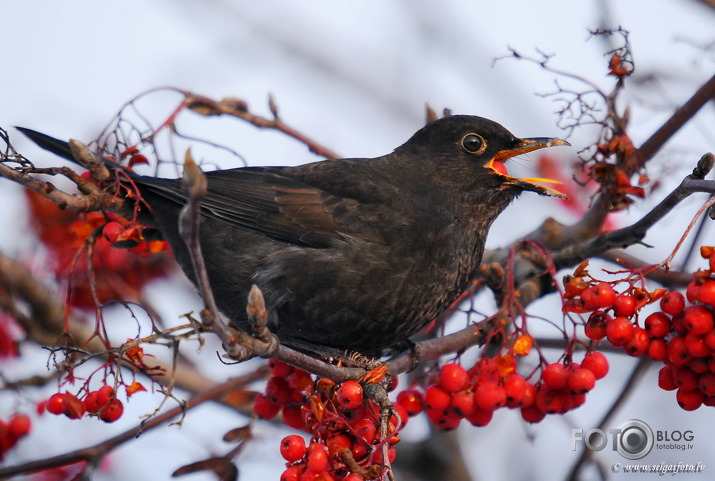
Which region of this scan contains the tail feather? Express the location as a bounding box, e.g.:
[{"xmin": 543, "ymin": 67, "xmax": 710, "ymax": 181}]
[{"xmin": 16, "ymin": 127, "xmax": 76, "ymax": 162}]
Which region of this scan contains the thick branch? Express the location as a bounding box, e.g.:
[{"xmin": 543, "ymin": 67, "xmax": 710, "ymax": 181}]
[{"xmin": 552, "ymin": 172, "xmax": 715, "ymax": 269}]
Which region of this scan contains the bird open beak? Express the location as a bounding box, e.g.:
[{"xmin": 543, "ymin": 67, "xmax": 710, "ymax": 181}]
[{"xmin": 489, "ymin": 137, "xmax": 570, "ymax": 199}]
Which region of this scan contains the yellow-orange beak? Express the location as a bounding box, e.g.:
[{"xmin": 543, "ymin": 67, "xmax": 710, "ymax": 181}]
[{"xmin": 489, "ymin": 137, "xmax": 570, "ymax": 199}]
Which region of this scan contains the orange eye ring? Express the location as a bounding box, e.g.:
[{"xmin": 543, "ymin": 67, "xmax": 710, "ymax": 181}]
[{"xmin": 461, "ymin": 133, "xmax": 487, "ymax": 155}]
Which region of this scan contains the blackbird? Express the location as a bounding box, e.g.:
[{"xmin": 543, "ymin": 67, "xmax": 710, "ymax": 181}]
[{"xmin": 19, "ymin": 116, "xmax": 568, "ymax": 356}]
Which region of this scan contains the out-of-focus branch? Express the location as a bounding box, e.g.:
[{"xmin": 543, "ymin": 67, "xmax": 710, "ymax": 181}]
[
  {"xmin": 0, "ymin": 372, "xmax": 262, "ymax": 479},
  {"xmin": 0, "ymin": 250, "xmax": 251, "ymax": 407},
  {"xmin": 638, "ymin": 73, "xmax": 715, "ymax": 161}
]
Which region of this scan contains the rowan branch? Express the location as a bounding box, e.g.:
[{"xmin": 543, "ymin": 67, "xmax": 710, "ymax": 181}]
[
  {"xmin": 0, "ymin": 372, "xmax": 263, "ymax": 479},
  {"xmin": 552, "ymin": 156, "xmax": 715, "ymax": 270}
]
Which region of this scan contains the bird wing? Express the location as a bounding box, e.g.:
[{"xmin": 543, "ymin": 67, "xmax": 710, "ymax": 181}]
[
  {"xmin": 15, "ymin": 127, "xmax": 387, "ymax": 248},
  {"xmin": 138, "ymin": 167, "xmax": 385, "ymax": 248}
]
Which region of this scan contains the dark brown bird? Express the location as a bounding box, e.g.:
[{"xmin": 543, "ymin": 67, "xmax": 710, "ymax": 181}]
[{"xmin": 19, "ymin": 116, "xmax": 568, "ymax": 356}]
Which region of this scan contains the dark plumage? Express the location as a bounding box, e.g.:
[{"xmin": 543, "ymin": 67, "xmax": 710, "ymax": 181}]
[{"xmin": 19, "ymin": 116, "xmax": 568, "ymax": 356}]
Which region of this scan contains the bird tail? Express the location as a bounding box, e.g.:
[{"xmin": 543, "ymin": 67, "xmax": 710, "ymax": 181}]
[{"xmin": 16, "ymin": 127, "xmax": 77, "ymax": 163}]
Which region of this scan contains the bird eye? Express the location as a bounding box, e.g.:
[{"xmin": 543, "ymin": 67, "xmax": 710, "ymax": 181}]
[{"xmin": 461, "ymin": 133, "xmax": 487, "ymax": 154}]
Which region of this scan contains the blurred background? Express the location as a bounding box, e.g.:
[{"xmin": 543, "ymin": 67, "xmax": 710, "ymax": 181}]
[{"xmin": 1, "ymin": 1, "xmax": 714, "ymax": 479}]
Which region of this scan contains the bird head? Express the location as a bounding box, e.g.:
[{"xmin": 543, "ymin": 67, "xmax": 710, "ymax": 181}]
[{"xmin": 396, "ymin": 115, "xmax": 569, "ymax": 199}]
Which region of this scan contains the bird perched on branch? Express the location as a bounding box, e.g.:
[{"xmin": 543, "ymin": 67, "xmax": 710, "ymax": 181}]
[{"xmin": 19, "ymin": 115, "xmax": 568, "ymax": 356}]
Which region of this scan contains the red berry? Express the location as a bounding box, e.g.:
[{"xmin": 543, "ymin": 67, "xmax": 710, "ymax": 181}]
[
  {"xmin": 391, "ymin": 402, "xmax": 409, "ymax": 428},
  {"xmin": 672, "ymin": 313, "xmax": 688, "ymax": 336},
  {"xmin": 564, "ymin": 276, "xmax": 587, "ymax": 298},
  {"xmin": 102, "ymin": 221, "xmax": 124, "ymax": 243},
  {"xmin": 449, "ymin": 390, "xmax": 475, "ymax": 417},
  {"xmin": 606, "ymin": 317, "xmax": 634, "ymax": 346},
  {"xmin": 568, "ymin": 368, "xmax": 596, "ymax": 394},
  {"xmin": 689, "ymin": 357, "xmax": 709, "ymax": 374},
  {"xmin": 676, "ymin": 388, "xmax": 704, "ymax": 411},
  {"xmin": 84, "ymin": 391, "xmax": 101, "ymax": 413},
  {"xmin": 697, "ymin": 280, "xmax": 715, "ymax": 306},
  {"xmin": 684, "ymin": 332, "xmax": 711, "ymax": 357},
  {"xmin": 667, "ymin": 336, "xmax": 692, "ymax": 367},
  {"xmin": 474, "ymin": 381, "xmax": 506, "ymax": 411},
  {"xmin": 535, "ymin": 387, "xmax": 566, "ymax": 414},
  {"xmin": 425, "ymin": 406, "xmax": 461, "ymax": 430},
  {"xmin": 686, "ymin": 282, "xmax": 701, "ymax": 303},
  {"xmin": 439, "ymin": 364, "xmax": 470, "ymax": 392},
  {"xmin": 586, "ymin": 282, "xmax": 616, "ymax": 310},
  {"xmin": 287, "ymin": 370, "xmax": 313, "ymax": 393},
  {"xmin": 326, "ymin": 433, "xmax": 352, "ymax": 457},
  {"xmin": 568, "ymin": 392, "xmax": 587, "ymax": 410},
  {"xmin": 269, "ymin": 359, "xmax": 295, "ymax": 377},
  {"xmin": 584, "ymin": 311, "xmax": 609, "ymax": 340},
  {"xmin": 254, "ymin": 393, "xmax": 281, "ymax": 420},
  {"xmin": 96, "ymin": 385, "xmax": 114, "ymax": 405},
  {"xmin": 658, "ymin": 365, "xmax": 677, "ymax": 391},
  {"xmin": 46, "ymin": 393, "xmax": 66, "ymax": 415},
  {"xmin": 647, "ymin": 338, "xmax": 667, "ymax": 361},
  {"xmin": 698, "ymin": 372, "xmax": 715, "ymax": 396},
  {"xmin": 388, "ymin": 376, "xmax": 399, "ymax": 392},
  {"xmin": 520, "ymin": 382, "xmax": 537, "ymax": 408},
  {"xmin": 280, "ymin": 467, "xmax": 303, "ymax": 481},
  {"xmin": 343, "ymin": 475, "xmax": 364, "ymax": 481},
  {"xmin": 683, "ymin": 305, "xmax": 714, "ymax": 335},
  {"xmin": 266, "ymin": 376, "xmax": 292, "ymax": 405},
  {"xmin": 521, "ymin": 404, "xmax": 546, "ymax": 423},
  {"xmin": 674, "ymin": 367, "xmax": 698, "ymax": 391},
  {"xmin": 62, "ymin": 393, "xmax": 85, "ymax": 419},
  {"xmin": 280, "ymin": 434, "xmax": 307, "ymax": 462},
  {"xmin": 282, "ymin": 405, "xmax": 305, "ymax": 431},
  {"xmin": 660, "ymin": 291, "xmax": 685, "ymax": 316},
  {"xmin": 336, "ymin": 381, "xmax": 364, "ymax": 410},
  {"xmin": 542, "ymin": 363, "xmax": 568, "ymax": 390},
  {"xmin": 306, "ymin": 443, "xmax": 329, "ymax": 473},
  {"xmin": 396, "ymin": 389, "xmax": 423, "ymax": 416},
  {"xmin": 424, "ymin": 385, "xmax": 451, "ymax": 411},
  {"xmin": 581, "ymin": 352, "xmax": 609, "ymax": 379},
  {"xmin": 645, "ymin": 312, "xmax": 671, "ymax": 338},
  {"xmin": 705, "ymin": 330, "xmax": 715, "ymax": 351},
  {"xmin": 352, "ymin": 418, "xmax": 377, "ymax": 443},
  {"xmin": 623, "ymin": 327, "xmax": 649, "ymax": 357},
  {"xmin": 373, "ymin": 446, "xmax": 397, "ymax": 465},
  {"xmin": 99, "ymin": 398, "xmax": 123, "ymax": 423},
  {"xmin": 465, "ymin": 406, "xmax": 493, "ymax": 426},
  {"xmin": 8, "ymin": 414, "xmax": 31, "ymax": 439},
  {"xmin": 503, "ymin": 374, "xmax": 527, "ymax": 405},
  {"xmin": 612, "ymin": 294, "xmax": 637, "ymax": 317}
]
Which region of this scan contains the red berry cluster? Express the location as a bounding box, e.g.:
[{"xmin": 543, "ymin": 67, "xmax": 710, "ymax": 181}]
[
  {"xmin": 564, "ymin": 248, "xmax": 715, "ymax": 411},
  {"xmin": 412, "ymin": 352, "xmax": 609, "ymax": 429},
  {"xmin": 25, "ymin": 190, "xmax": 171, "ymax": 309},
  {"xmin": 255, "ymin": 360, "xmax": 402, "ymax": 481},
  {"xmin": 0, "ymin": 413, "xmax": 31, "ymax": 460},
  {"xmin": 43, "ymin": 385, "xmax": 124, "ymax": 423}
]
